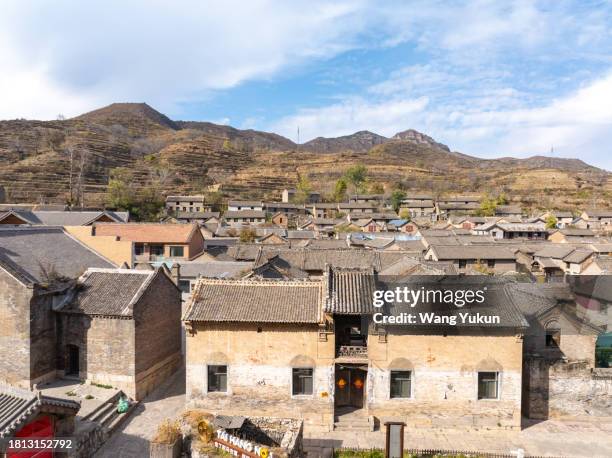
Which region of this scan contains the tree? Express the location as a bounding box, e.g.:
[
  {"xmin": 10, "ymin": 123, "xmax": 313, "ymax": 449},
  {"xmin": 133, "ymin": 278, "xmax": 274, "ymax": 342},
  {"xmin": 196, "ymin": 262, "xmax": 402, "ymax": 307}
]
[
  {"xmin": 332, "ymin": 178, "xmax": 348, "ymax": 202},
  {"xmin": 546, "ymin": 215, "xmax": 558, "ymax": 229},
  {"xmin": 106, "ymin": 168, "xmax": 164, "ymax": 221},
  {"xmin": 369, "ymin": 182, "xmax": 384, "ymax": 194},
  {"xmin": 293, "ymin": 174, "xmax": 313, "ymax": 204},
  {"xmin": 344, "ymin": 165, "xmax": 367, "ymax": 190},
  {"xmin": 399, "ymin": 209, "xmax": 411, "ymax": 220},
  {"xmin": 239, "ymin": 227, "xmax": 257, "ymax": 243},
  {"xmin": 477, "ymin": 197, "xmax": 497, "ymax": 216},
  {"xmin": 390, "ymin": 190, "xmax": 407, "ymax": 213}
]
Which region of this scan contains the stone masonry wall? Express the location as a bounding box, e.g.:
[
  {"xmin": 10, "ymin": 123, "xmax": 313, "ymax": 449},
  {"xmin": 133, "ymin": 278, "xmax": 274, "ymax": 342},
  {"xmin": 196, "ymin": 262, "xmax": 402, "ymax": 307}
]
[
  {"xmin": 133, "ymin": 271, "xmax": 182, "ymax": 399},
  {"xmin": 0, "ymin": 268, "xmax": 32, "ymax": 388}
]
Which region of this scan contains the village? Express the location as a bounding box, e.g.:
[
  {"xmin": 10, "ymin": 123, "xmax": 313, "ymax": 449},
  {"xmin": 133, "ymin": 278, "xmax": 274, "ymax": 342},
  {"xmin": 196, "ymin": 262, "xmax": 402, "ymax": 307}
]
[{"xmin": 0, "ymin": 188, "xmax": 611, "ymax": 457}]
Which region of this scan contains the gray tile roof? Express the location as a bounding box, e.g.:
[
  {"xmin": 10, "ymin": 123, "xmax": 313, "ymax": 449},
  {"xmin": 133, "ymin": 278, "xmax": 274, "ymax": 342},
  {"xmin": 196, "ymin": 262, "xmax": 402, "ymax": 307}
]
[
  {"xmin": 224, "ymin": 210, "xmax": 266, "ymax": 219},
  {"xmin": 286, "ymin": 230, "xmax": 316, "ymax": 239},
  {"xmin": 183, "ymin": 279, "xmax": 323, "ymax": 323},
  {"xmin": 0, "ymin": 210, "xmax": 129, "ymax": 225},
  {"xmin": 324, "ymin": 266, "xmax": 377, "ymax": 314},
  {"xmin": 0, "ymin": 384, "xmax": 80, "ymax": 438},
  {"xmin": 429, "ymin": 244, "xmax": 517, "ymax": 260},
  {"xmin": 0, "ymin": 227, "xmax": 114, "ymax": 285},
  {"xmin": 60, "ymin": 268, "xmax": 160, "ymax": 316},
  {"xmin": 178, "ymin": 261, "xmax": 252, "ymax": 279}
]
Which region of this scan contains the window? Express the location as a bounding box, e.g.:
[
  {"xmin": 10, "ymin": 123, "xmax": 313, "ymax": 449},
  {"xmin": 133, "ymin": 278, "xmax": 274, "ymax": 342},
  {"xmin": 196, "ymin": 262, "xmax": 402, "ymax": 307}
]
[
  {"xmin": 390, "ymin": 370, "xmax": 411, "ymax": 398},
  {"xmin": 134, "ymin": 243, "xmax": 145, "ymax": 256},
  {"xmin": 169, "ymin": 246, "xmax": 184, "ymax": 257},
  {"xmin": 546, "ymin": 329, "xmax": 561, "ymax": 347},
  {"xmin": 292, "ymin": 368, "xmax": 313, "ymax": 395},
  {"xmin": 458, "ymin": 260, "xmax": 467, "ymax": 269},
  {"xmin": 178, "ymin": 280, "xmax": 190, "ymax": 293},
  {"xmin": 478, "ymin": 372, "xmax": 499, "ymax": 399},
  {"xmin": 207, "ymin": 365, "xmax": 227, "ymax": 392},
  {"xmin": 150, "ymin": 245, "xmax": 164, "ymax": 256},
  {"xmin": 487, "ymin": 259, "xmax": 496, "ymax": 268}
]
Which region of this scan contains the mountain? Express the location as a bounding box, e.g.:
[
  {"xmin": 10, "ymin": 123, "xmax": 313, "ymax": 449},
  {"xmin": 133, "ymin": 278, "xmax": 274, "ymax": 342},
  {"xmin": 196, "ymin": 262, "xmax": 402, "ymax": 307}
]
[
  {"xmin": 301, "ymin": 130, "xmax": 388, "ymax": 153},
  {"xmin": 0, "ymin": 103, "xmax": 609, "ymax": 211}
]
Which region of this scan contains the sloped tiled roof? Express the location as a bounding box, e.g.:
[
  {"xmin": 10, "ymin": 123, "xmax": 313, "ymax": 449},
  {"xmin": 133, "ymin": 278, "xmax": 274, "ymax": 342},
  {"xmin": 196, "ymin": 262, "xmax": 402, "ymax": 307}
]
[
  {"xmin": 429, "ymin": 244, "xmax": 517, "ymax": 260},
  {"xmin": 183, "ymin": 279, "xmax": 322, "ymax": 323},
  {"xmin": 178, "ymin": 261, "xmax": 253, "ymax": 279},
  {"xmin": 0, "ymin": 227, "xmax": 114, "ymax": 285},
  {"xmin": 95, "ymin": 222, "xmax": 199, "ymax": 243},
  {"xmin": 324, "ymin": 266, "xmax": 377, "ymax": 314},
  {"xmin": 224, "ymin": 210, "xmax": 266, "ymax": 219},
  {"xmin": 0, "ymin": 385, "xmax": 80, "ymax": 438},
  {"xmin": 60, "ymin": 268, "xmax": 161, "ymax": 316}
]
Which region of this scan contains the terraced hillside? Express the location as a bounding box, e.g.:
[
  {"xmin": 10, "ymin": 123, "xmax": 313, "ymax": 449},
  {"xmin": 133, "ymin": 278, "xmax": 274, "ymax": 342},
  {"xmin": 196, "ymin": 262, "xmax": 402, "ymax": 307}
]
[{"xmin": 0, "ymin": 103, "xmax": 609, "ymax": 211}]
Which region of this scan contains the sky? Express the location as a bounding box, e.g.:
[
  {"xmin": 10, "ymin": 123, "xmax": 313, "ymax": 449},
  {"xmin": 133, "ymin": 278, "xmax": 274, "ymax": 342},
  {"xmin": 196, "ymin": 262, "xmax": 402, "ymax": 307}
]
[{"xmin": 1, "ymin": 0, "xmax": 612, "ymax": 170}]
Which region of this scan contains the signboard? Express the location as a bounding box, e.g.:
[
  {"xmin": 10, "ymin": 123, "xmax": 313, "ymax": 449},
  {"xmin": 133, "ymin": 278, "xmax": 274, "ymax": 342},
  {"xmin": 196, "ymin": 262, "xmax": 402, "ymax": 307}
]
[
  {"xmin": 384, "ymin": 422, "xmax": 405, "ymax": 458},
  {"xmin": 213, "ymin": 429, "xmax": 272, "ymax": 458}
]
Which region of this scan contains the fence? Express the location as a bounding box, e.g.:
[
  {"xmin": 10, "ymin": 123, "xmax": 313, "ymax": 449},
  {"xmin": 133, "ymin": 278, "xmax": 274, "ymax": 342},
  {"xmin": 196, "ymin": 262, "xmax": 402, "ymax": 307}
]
[{"xmin": 333, "ymin": 447, "xmax": 564, "ymax": 458}]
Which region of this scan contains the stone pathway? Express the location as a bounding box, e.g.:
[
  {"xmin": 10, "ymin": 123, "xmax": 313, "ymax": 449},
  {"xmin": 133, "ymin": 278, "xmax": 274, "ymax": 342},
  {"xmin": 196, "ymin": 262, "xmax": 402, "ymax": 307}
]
[
  {"xmin": 304, "ymin": 419, "xmax": 612, "ymax": 457},
  {"xmin": 94, "ymin": 367, "xmax": 186, "ymax": 458}
]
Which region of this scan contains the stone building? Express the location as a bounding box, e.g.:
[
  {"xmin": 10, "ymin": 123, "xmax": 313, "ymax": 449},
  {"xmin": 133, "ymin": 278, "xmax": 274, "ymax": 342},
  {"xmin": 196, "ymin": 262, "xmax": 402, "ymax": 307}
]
[
  {"xmin": 183, "ymin": 271, "xmax": 529, "ymax": 431},
  {"xmin": 0, "ymin": 227, "xmax": 182, "ymax": 401},
  {"xmin": 55, "ymin": 267, "xmax": 182, "ymax": 400}
]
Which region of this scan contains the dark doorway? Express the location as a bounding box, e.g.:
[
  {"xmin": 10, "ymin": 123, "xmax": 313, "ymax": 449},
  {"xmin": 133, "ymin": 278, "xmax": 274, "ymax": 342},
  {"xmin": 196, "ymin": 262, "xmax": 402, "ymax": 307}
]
[
  {"xmin": 335, "ymin": 365, "xmax": 367, "ymax": 409},
  {"xmin": 66, "ymin": 345, "xmax": 80, "ymax": 376}
]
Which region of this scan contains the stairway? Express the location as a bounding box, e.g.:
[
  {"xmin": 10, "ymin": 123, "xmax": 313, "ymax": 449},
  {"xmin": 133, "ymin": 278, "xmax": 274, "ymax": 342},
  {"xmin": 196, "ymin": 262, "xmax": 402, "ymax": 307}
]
[{"xmin": 333, "ymin": 410, "xmax": 372, "ymax": 432}]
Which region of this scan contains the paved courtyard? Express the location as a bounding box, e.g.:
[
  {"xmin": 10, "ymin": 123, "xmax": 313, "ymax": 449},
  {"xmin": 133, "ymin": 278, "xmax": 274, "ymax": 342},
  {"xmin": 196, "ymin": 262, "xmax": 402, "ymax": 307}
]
[
  {"xmin": 305, "ymin": 418, "xmax": 612, "ymax": 457},
  {"xmin": 94, "ymin": 367, "xmax": 186, "ymax": 458}
]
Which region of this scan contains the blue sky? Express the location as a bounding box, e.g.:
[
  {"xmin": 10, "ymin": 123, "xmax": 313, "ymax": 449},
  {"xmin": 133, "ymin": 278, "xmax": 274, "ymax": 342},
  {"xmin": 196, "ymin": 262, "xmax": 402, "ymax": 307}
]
[{"xmin": 1, "ymin": 1, "xmax": 612, "ymax": 170}]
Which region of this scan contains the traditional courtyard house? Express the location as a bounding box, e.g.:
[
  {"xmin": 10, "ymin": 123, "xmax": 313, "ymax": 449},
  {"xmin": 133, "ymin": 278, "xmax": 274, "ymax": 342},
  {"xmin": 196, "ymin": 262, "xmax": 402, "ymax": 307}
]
[
  {"xmin": 399, "ymin": 199, "xmax": 436, "ymax": 218},
  {"xmin": 519, "ymin": 246, "xmax": 574, "ymax": 282},
  {"xmin": 286, "ymin": 230, "xmax": 316, "ymax": 242},
  {"xmin": 282, "ymin": 189, "xmax": 321, "ymax": 204},
  {"xmin": 94, "ymin": 222, "xmax": 205, "ymax": 263},
  {"xmin": 0, "ymin": 209, "xmax": 129, "ymax": 226},
  {"xmin": 0, "ymin": 226, "xmax": 114, "ymax": 388},
  {"xmin": 264, "ymin": 202, "xmax": 305, "ymax": 217},
  {"xmin": 348, "ymin": 194, "xmax": 384, "ymax": 205},
  {"xmin": 227, "ymin": 200, "xmax": 264, "ymax": 212},
  {"xmin": 495, "ymin": 205, "xmax": 523, "ymax": 218},
  {"xmin": 184, "ymin": 273, "xmax": 528, "ymax": 431},
  {"xmin": 580, "ymin": 256, "xmax": 612, "ymax": 275},
  {"xmin": 350, "ymin": 217, "xmax": 381, "ymax": 233},
  {"xmin": 0, "ymin": 384, "xmax": 80, "ymax": 441},
  {"xmin": 475, "ymin": 222, "xmax": 547, "ymax": 240},
  {"xmin": 257, "ymin": 232, "xmax": 289, "ymax": 245},
  {"xmin": 223, "ymin": 210, "xmax": 266, "ymax": 227},
  {"xmin": 424, "ymin": 245, "xmax": 518, "ymax": 273},
  {"xmin": 55, "ymin": 267, "xmax": 182, "ymax": 400},
  {"xmin": 338, "ymin": 202, "xmax": 377, "ymax": 215},
  {"xmin": 165, "ymin": 195, "xmax": 211, "ymax": 214},
  {"xmin": 580, "ymin": 209, "xmax": 612, "ymax": 230},
  {"xmin": 548, "ymin": 228, "xmax": 597, "ymax": 243}
]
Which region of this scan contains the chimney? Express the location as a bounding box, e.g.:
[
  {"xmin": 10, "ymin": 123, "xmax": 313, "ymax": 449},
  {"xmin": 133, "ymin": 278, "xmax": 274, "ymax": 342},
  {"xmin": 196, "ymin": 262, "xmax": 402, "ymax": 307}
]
[{"xmin": 171, "ymin": 263, "xmax": 181, "ymax": 285}]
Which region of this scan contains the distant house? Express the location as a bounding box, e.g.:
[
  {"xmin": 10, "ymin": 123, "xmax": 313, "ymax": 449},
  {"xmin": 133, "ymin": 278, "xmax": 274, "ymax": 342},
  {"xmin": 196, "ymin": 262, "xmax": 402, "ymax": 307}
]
[
  {"xmin": 424, "ymin": 244, "xmax": 517, "ymax": 273},
  {"xmin": 165, "ymin": 195, "xmax": 211, "ymax": 214},
  {"xmin": 400, "ymin": 199, "xmax": 436, "ymax": 217},
  {"xmin": 349, "ymin": 194, "xmax": 384, "ymax": 204},
  {"xmin": 548, "ymin": 228, "xmax": 597, "ymax": 243},
  {"xmin": 580, "ymin": 209, "xmax": 612, "ymax": 230},
  {"xmin": 495, "ymin": 205, "xmax": 522, "ymax": 218},
  {"xmin": 223, "ymin": 210, "xmax": 266, "ymax": 227},
  {"xmin": 0, "ymin": 209, "xmax": 129, "ymax": 226},
  {"xmin": 94, "ymin": 222, "xmax": 205, "ymax": 263},
  {"xmin": 436, "ymin": 196, "xmax": 481, "ymax": 218},
  {"xmin": 540, "ymin": 211, "xmax": 574, "ymax": 228},
  {"xmin": 474, "ymin": 222, "xmax": 547, "ymax": 240},
  {"xmin": 308, "ymin": 203, "xmax": 340, "ymax": 219},
  {"xmin": 170, "ymin": 211, "xmax": 220, "ymax": 224},
  {"xmin": 338, "ymin": 202, "xmax": 377, "ymax": 215},
  {"xmin": 227, "ymin": 200, "xmax": 264, "ymax": 212},
  {"xmin": 270, "ymin": 211, "xmax": 289, "ymax": 228},
  {"xmin": 264, "ymin": 202, "xmax": 305, "ymax": 217}
]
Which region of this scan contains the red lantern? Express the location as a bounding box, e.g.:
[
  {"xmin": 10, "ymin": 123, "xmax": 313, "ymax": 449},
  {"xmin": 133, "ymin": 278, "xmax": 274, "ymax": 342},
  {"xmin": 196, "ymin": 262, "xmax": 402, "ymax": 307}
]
[
  {"xmin": 354, "ymin": 378, "xmax": 363, "ymax": 389},
  {"xmin": 337, "ymin": 378, "xmax": 347, "ymax": 389}
]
